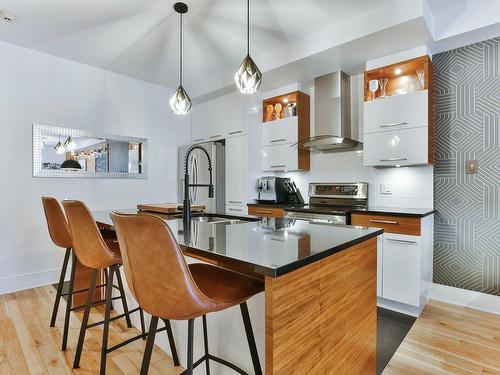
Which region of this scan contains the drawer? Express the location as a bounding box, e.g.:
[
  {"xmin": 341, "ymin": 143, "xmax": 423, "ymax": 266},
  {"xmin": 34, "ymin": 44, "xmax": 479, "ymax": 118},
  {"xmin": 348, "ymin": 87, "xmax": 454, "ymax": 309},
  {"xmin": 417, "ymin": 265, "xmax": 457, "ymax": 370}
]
[
  {"xmin": 262, "ymin": 117, "xmax": 298, "ymax": 146},
  {"xmin": 363, "ymin": 90, "xmax": 428, "ymax": 134},
  {"xmin": 363, "ymin": 126, "xmax": 429, "ymax": 167},
  {"xmin": 226, "ymin": 205, "xmax": 248, "ymax": 215},
  {"xmin": 351, "ymin": 213, "xmax": 421, "ymax": 236},
  {"xmin": 248, "ymin": 206, "xmax": 285, "ymax": 218},
  {"xmin": 262, "ymin": 144, "xmax": 298, "ymax": 171}
]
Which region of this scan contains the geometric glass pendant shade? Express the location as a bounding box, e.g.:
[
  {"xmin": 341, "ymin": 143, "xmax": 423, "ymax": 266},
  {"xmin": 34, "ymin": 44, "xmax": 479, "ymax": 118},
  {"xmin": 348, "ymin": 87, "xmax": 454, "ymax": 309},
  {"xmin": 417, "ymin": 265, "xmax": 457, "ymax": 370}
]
[
  {"xmin": 170, "ymin": 2, "xmax": 192, "ymax": 115},
  {"xmin": 235, "ymin": 0, "xmax": 262, "ymax": 94}
]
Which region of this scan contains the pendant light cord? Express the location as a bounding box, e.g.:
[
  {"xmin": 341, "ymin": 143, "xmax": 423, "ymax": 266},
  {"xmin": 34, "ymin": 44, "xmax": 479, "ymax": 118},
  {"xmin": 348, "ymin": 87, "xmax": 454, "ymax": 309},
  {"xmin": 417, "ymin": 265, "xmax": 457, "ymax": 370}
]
[
  {"xmin": 180, "ymin": 13, "xmax": 183, "ymax": 86},
  {"xmin": 247, "ymin": 0, "xmax": 250, "ymax": 56}
]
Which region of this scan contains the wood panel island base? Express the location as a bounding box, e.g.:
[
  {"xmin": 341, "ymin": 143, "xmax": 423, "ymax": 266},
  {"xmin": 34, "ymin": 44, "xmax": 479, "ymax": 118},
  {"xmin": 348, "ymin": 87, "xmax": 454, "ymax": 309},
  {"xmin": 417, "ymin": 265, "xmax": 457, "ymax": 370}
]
[
  {"xmin": 265, "ymin": 238, "xmax": 377, "ymax": 374},
  {"xmin": 93, "ymin": 210, "xmax": 381, "ymax": 374}
]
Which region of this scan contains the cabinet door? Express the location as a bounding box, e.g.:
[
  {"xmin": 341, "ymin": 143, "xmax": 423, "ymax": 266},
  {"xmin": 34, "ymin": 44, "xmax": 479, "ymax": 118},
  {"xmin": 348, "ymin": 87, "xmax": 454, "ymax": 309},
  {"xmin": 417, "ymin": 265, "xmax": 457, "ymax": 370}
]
[
  {"xmin": 377, "ymin": 235, "xmax": 383, "ymax": 297},
  {"xmin": 262, "ymin": 144, "xmax": 298, "ymax": 171},
  {"xmin": 382, "ymin": 234, "xmax": 420, "ymax": 306},
  {"xmin": 363, "ymin": 126, "xmax": 429, "ymax": 167},
  {"xmin": 225, "ymin": 135, "xmax": 248, "ymax": 205},
  {"xmin": 262, "ymin": 117, "xmax": 298, "ymax": 146},
  {"xmin": 364, "ymin": 90, "xmax": 428, "ymax": 134}
]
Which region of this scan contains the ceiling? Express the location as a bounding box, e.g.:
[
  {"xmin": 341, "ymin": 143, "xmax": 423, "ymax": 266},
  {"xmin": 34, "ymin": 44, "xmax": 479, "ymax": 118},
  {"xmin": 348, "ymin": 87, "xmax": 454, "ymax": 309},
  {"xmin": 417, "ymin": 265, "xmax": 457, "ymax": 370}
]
[{"xmin": 0, "ymin": 0, "xmax": 395, "ymax": 97}]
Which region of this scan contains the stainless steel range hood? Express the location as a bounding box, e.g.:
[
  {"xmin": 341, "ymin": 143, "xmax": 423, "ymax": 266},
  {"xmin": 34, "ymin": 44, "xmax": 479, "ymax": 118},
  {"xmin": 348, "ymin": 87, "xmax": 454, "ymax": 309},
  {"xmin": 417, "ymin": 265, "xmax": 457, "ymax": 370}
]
[{"xmin": 300, "ymin": 71, "xmax": 359, "ymax": 151}]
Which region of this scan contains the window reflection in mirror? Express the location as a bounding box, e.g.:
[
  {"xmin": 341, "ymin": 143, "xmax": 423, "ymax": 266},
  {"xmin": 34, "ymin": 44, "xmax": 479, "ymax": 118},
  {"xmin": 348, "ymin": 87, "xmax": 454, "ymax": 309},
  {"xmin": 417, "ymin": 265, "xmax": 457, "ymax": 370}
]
[{"xmin": 33, "ymin": 124, "xmax": 147, "ymax": 178}]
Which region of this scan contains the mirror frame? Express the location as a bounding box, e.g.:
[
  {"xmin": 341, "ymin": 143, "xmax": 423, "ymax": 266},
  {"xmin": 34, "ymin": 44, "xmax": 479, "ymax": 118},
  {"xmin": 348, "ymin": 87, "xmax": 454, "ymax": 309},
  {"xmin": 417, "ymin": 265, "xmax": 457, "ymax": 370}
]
[{"xmin": 32, "ymin": 123, "xmax": 148, "ymax": 179}]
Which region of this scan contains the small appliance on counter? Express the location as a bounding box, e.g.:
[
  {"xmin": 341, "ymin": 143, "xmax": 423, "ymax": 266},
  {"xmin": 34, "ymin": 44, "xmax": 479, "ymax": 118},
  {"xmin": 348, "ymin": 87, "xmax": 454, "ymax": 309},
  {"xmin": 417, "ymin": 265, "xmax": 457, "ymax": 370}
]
[{"xmin": 256, "ymin": 176, "xmax": 304, "ymax": 204}]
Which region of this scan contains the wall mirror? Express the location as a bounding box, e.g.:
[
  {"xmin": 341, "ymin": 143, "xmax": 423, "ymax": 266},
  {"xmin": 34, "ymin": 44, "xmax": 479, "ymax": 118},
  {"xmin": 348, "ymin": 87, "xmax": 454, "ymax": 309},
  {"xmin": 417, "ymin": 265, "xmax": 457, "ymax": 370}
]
[{"xmin": 33, "ymin": 124, "xmax": 147, "ymax": 178}]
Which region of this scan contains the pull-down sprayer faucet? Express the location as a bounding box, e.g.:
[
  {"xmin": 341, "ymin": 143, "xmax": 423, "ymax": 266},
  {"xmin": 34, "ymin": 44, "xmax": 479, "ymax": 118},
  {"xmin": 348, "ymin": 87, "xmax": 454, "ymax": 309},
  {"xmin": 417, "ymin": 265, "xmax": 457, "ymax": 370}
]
[{"xmin": 183, "ymin": 145, "xmax": 214, "ymax": 231}]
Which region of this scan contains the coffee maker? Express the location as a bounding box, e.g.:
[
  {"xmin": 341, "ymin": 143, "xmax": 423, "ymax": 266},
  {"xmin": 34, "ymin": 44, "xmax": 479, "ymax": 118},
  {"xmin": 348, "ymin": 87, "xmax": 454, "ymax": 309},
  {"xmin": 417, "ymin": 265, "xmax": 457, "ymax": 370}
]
[{"xmin": 257, "ymin": 177, "xmax": 304, "ymax": 204}]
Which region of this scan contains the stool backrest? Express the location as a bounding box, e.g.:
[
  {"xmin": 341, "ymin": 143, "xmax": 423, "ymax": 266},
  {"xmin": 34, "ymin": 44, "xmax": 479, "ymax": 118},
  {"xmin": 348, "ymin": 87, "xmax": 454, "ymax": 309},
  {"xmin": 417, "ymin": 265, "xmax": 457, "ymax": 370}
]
[
  {"xmin": 63, "ymin": 200, "xmax": 120, "ymax": 269},
  {"xmin": 41, "ymin": 196, "xmax": 72, "ymax": 249},
  {"xmin": 110, "ymin": 212, "xmax": 216, "ymax": 320}
]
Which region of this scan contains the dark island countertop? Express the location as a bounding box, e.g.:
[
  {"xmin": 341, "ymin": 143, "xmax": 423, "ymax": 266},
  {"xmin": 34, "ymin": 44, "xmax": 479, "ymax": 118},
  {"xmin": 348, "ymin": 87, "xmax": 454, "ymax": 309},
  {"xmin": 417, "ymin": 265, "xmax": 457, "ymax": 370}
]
[
  {"xmin": 93, "ymin": 209, "xmax": 382, "ymax": 278},
  {"xmin": 247, "ymin": 202, "xmax": 435, "ymax": 218}
]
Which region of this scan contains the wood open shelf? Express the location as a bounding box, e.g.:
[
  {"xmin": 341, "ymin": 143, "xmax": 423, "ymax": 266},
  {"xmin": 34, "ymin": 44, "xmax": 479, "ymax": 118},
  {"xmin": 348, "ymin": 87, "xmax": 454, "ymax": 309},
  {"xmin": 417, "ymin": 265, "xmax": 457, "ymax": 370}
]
[
  {"xmin": 263, "ymin": 91, "xmax": 300, "ymax": 123},
  {"xmin": 364, "ymin": 56, "xmax": 431, "ymax": 102}
]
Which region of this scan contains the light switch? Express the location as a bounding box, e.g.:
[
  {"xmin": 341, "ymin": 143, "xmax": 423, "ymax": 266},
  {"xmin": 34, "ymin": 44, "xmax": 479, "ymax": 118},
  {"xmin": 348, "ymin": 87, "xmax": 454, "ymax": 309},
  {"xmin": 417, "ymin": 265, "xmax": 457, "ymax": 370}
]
[
  {"xmin": 466, "ymin": 160, "xmax": 478, "ymax": 174},
  {"xmin": 380, "ymin": 183, "xmax": 393, "ymax": 195}
]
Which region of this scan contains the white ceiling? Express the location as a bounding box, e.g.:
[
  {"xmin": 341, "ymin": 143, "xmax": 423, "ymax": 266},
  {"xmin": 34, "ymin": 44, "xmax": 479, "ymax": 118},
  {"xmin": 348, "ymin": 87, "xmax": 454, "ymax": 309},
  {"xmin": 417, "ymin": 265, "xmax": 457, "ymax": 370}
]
[
  {"xmin": 1, "ymin": 0, "xmax": 499, "ymax": 98},
  {"xmin": 0, "ymin": 0, "xmax": 394, "ymax": 97}
]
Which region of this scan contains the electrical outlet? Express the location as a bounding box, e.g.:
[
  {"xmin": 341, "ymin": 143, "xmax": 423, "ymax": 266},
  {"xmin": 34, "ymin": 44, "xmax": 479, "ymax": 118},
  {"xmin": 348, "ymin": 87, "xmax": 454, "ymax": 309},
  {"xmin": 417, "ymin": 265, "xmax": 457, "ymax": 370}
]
[
  {"xmin": 466, "ymin": 160, "xmax": 478, "ymax": 174},
  {"xmin": 380, "ymin": 183, "xmax": 393, "ymax": 195}
]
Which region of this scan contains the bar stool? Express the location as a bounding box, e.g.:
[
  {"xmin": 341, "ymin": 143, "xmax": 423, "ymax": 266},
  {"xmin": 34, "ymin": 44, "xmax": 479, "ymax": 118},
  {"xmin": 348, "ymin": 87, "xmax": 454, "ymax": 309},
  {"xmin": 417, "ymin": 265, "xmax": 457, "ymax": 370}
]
[
  {"xmin": 110, "ymin": 212, "xmax": 264, "ymax": 375},
  {"xmin": 63, "ymin": 200, "xmax": 179, "ymax": 375}
]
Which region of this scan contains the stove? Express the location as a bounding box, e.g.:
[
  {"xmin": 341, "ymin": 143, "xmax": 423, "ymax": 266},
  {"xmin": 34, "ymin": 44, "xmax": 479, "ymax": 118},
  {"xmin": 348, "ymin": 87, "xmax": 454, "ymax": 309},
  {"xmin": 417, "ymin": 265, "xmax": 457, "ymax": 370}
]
[{"xmin": 285, "ymin": 182, "xmax": 368, "ymax": 225}]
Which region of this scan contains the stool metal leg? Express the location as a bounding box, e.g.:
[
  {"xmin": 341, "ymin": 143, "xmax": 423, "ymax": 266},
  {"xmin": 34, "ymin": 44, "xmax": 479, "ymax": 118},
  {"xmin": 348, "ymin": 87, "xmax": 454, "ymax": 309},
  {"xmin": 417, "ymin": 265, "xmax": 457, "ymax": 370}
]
[
  {"xmin": 61, "ymin": 252, "xmax": 77, "ymax": 351},
  {"xmin": 140, "ymin": 308, "xmax": 146, "ymax": 339},
  {"xmin": 100, "ymin": 264, "xmax": 117, "ymax": 375},
  {"xmin": 162, "ymin": 319, "xmax": 180, "ymax": 366},
  {"xmin": 115, "ymin": 266, "xmax": 133, "ymax": 328},
  {"xmin": 140, "ymin": 315, "xmax": 159, "ymax": 375},
  {"xmin": 202, "ymin": 315, "xmax": 210, "ymax": 375},
  {"xmin": 187, "ymin": 319, "xmax": 195, "ymax": 375},
  {"xmin": 73, "ymin": 268, "xmax": 98, "ymax": 368},
  {"xmin": 51, "ymin": 247, "xmax": 71, "ymax": 327},
  {"xmin": 240, "ymin": 302, "xmax": 262, "ymax": 375}
]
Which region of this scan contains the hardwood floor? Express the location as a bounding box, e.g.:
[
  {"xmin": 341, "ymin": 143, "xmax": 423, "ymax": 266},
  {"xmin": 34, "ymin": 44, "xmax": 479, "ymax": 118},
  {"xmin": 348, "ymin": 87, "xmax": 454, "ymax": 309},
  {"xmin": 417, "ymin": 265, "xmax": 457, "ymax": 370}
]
[
  {"xmin": 1, "ymin": 286, "xmax": 500, "ymax": 374},
  {"xmin": 383, "ymin": 300, "xmax": 500, "ymax": 374},
  {"xmin": 0, "ymin": 286, "xmax": 182, "ymax": 375}
]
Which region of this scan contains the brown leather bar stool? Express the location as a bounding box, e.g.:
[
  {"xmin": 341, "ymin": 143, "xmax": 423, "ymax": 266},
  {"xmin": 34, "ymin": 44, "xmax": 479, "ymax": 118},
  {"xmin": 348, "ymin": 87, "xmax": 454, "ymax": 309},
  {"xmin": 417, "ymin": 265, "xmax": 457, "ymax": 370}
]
[
  {"xmin": 63, "ymin": 200, "xmax": 179, "ymax": 375},
  {"xmin": 111, "ymin": 212, "xmax": 264, "ymax": 375},
  {"xmin": 42, "ymin": 197, "xmax": 134, "ymax": 353}
]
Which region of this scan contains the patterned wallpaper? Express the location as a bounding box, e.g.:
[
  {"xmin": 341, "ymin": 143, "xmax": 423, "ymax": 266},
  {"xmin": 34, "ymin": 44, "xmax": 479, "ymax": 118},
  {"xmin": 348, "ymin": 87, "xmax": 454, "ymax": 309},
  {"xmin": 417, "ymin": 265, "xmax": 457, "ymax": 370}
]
[{"xmin": 434, "ymin": 37, "xmax": 500, "ymax": 296}]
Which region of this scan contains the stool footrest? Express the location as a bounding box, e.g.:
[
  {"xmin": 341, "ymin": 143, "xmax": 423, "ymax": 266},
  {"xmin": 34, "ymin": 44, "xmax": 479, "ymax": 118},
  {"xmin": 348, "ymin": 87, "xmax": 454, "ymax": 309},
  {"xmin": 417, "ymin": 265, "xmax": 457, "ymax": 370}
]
[
  {"xmin": 178, "ymin": 354, "xmax": 248, "ymax": 375},
  {"xmin": 106, "ymin": 325, "xmax": 168, "ymax": 353},
  {"xmin": 86, "ymin": 307, "xmax": 141, "ymax": 329}
]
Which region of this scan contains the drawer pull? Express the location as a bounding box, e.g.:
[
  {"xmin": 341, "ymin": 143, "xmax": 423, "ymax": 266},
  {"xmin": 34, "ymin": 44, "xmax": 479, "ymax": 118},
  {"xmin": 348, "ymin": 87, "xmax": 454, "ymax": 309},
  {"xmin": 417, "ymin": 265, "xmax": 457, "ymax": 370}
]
[
  {"xmin": 228, "ymin": 200, "xmax": 243, "ymax": 204},
  {"xmin": 270, "ymin": 165, "xmax": 286, "ymax": 168},
  {"xmin": 387, "ymin": 238, "xmax": 418, "ymax": 245},
  {"xmin": 380, "ymin": 122, "xmax": 408, "ymax": 128},
  {"xmin": 193, "ymin": 138, "xmax": 205, "ymax": 142},
  {"xmin": 256, "ymin": 210, "xmax": 272, "ymax": 214},
  {"xmin": 228, "ymin": 208, "xmax": 243, "ymax": 212},
  {"xmin": 370, "ymin": 219, "xmax": 399, "ymax": 225},
  {"xmin": 270, "ymin": 138, "xmax": 287, "ymax": 143},
  {"xmin": 229, "ymin": 130, "xmax": 243, "ymax": 135},
  {"xmin": 210, "ymin": 134, "xmax": 223, "ymax": 139},
  {"xmin": 380, "ymin": 158, "xmax": 407, "ymax": 162}
]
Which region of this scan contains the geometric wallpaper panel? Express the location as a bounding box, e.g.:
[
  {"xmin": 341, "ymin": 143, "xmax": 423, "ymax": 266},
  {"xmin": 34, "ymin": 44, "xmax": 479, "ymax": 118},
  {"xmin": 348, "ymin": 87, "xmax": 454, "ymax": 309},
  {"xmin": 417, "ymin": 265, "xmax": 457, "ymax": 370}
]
[{"xmin": 434, "ymin": 37, "xmax": 500, "ymax": 296}]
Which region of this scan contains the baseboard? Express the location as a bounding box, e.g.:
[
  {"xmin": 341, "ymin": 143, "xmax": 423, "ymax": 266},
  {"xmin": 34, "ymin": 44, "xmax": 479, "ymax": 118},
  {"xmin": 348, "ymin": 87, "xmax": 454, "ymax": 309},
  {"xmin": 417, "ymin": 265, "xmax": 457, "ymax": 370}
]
[
  {"xmin": 0, "ymin": 268, "xmax": 63, "ymax": 295},
  {"xmin": 377, "ymin": 297, "xmax": 423, "ymax": 317},
  {"xmin": 430, "ymin": 283, "xmax": 500, "ymax": 315}
]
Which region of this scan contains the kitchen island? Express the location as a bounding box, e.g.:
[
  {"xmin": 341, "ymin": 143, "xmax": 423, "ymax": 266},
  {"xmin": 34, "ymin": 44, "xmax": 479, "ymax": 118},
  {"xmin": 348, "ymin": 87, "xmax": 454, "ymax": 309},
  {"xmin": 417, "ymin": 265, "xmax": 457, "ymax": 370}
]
[{"xmin": 94, "ymin": 210, "xmax": 382, "ymax": 374}]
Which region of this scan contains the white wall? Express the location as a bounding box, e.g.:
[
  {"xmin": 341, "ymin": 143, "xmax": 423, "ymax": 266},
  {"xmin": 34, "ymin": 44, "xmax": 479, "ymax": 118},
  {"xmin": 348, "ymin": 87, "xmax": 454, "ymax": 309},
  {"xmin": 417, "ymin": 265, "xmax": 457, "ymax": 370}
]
[{"xmin": 0, "ymin": 41, "xmax": 190, "ymax": 294}]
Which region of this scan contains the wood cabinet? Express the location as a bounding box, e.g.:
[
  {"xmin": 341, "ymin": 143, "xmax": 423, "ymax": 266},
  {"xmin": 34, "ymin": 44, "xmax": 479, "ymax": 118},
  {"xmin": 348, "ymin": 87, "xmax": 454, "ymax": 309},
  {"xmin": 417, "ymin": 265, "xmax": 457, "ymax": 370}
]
[
  {"xmin": 248, "ymin": 206, "xmax": 285, "ymax": 218},
  {"xmin": 261, "ymin": 90, "xmax": 310, "ymax": 172},
  {"xmin": 351, "ymin": 212, "xmax": 433, "ymax": 315},
  {"xmin": 191, "ymin": 92, "xmax": 248, "ymax": 143},
  {"xmin": 363, "ymin": 56, "xmax": 433, "ymax": 167}
]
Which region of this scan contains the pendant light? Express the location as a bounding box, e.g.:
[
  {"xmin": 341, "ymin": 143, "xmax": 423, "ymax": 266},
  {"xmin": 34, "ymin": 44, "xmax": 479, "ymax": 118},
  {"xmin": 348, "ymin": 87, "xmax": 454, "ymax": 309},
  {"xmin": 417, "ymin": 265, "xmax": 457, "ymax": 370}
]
[
  {"xmin": 63, "ymin": 136, "xmax": 76, "ymax": 151},
  {"xmin": 54, "ymin": 134, "xmax": 65, "ymax": 154},
  {"xmin": 234, "ymin": 0, "xmax": 262, "ymax": 94},
  {"xmin": 169, "ymin": 2, "xmax": 192, "ymax": 115}
]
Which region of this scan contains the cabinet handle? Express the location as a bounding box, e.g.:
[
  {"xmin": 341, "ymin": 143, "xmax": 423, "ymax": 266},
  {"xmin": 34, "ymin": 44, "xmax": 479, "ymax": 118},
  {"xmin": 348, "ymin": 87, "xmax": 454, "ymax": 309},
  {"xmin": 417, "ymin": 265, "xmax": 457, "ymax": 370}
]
[
  {"xmin": 229, "ymin": 130, "xmax": 243, "ymax": 135},
  {"xmin": 210, "ymin": 134, "xmax": 222, "ymax": 139},
  {"xmin": 380, "ymin": 158, "xmax": 407, "ymax": 162},
  {"xmin": 270, "ymin": 138, "xmax": 287, "ymax": 143},
  {"xmin": 256, "ymin": 210, "xmax": 272, "ymax": 214},
  {"xmin": 270, "ymin": 165, "xmax": 286, "ymax": 168},
  {"xmin": 386, "ymin": 238, "xmax": 418, "ymax": 245},
  {"xmin": 193, "ymin": 138, "xmax": 205, "ymax": 142},
  {"xmin": 370, "ymin": 219, "xmax": 399, "ymax": 225},
  {"xmin": 228, "ymin": 200, "xmax": 243, "ymax": 204},
  {"xmin": 228, "ymin": 208, "xmax": 243, "ymax": 212},
  {"xmin": 380, "ymin": 122, "xmax": 408, "ymax": 128}
]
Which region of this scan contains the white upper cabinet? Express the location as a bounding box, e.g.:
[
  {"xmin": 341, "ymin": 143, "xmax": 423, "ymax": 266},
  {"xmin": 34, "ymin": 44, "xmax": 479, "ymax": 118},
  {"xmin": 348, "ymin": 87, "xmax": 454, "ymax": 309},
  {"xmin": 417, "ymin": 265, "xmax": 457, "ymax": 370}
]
[
  {"xmin": 225, "ymin": 135, "xmax": 248, "ymax": 205},
  {"xmin": 363, "ymin": 127, "xmax": 429, "ymax": 167},
  {"xmin": 191, "ymin": 93, "xmax": 248, "ymax": 143},
  {"xmin": 262, "ymin": 144, "xmax": 298, "ymax": 171},
  {"xmin": 262, "ymin": 117, "xmax": 298, "ymax": 147},
  {"xmin": 363, "ymin": 90, "xmax": 428, "ymax": 134}
]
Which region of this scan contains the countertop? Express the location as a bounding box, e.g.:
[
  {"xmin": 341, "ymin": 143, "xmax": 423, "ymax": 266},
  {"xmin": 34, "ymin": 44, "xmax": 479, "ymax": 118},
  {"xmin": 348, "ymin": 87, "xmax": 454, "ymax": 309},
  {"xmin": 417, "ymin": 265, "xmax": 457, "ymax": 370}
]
[
  {"xmin": 247, "ymin": 202, "xmax": 435, "ymax": 218},
  {"xmin": 93, "ymin": 209, "xmax": 382, "ymax": 278}
]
